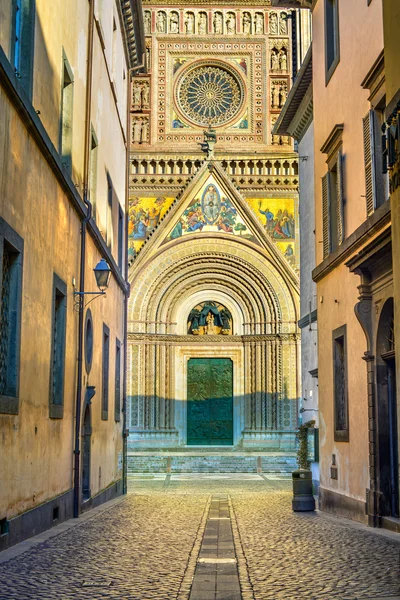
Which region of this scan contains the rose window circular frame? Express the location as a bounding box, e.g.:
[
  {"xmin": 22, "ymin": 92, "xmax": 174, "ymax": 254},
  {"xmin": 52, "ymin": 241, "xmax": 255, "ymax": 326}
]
[{"xmin": 174, "ymin": 61, "xmax": 246, "ymax": 128}]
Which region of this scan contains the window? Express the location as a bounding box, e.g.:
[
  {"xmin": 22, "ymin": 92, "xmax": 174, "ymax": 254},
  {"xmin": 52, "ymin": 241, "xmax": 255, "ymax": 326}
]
[
  {"xmin": 0, "ymin": 219, "xmax": 23, "ymax": 415},
  {"xmin": 363, "ymin": 108, "xmax": 387, "ymax": 216},
  {"xmin": 84, "ymin": 309, "xmax": 93, "ymax": 375},
  {"xmin": 115, "ymin": 339, "xmax": 121, "ymax": 422},
  {"xmin": 89, "ymin": 128, "xmax": 98, "ymax": 219},
  {"xmin": 102, "ymin": 324, "xmax": 110, "ymax": 420},
  {"xmin": 333, "ymin": 325, "xmax": 349, "ymax": 442},
  {"xmin": 49, "ymin": 274, "xmax": 67, "ymax": 418},
  {"xmin": 118, "ymin": 206, "xmax": 124, "ymax": 270},
  {"xmin": 322, "ymin": 150, "xmax": 344, "ymax": 257},
  {"xmin": 112, "ymin": 17, "xmax": 117, "ymax": 81},
  {"xmin": 325, "ymin": 0, "xmax": 340, "ymax": 83},
  {"xmin": 60, "ymin": 52, "xmax": 74, "ymax": 174},
  {"xmin": 12, "ymin": 0, "xmax": 35, "ymax": 98}
]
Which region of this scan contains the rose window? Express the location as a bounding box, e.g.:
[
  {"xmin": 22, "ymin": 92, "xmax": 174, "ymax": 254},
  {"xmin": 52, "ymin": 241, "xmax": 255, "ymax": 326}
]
[{"xmin": 176, "ymin": 63, "xmax": 245, "ymax": 127}]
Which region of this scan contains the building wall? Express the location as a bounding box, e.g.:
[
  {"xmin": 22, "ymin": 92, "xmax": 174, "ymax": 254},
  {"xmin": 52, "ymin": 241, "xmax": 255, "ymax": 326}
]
[
  {"xmin": 0, "ymin": 0, "xmax": 132, "ymax": 548},
  {"xmin": 312, "ymin": 0, "xmax": 385, "ymax": 521}
]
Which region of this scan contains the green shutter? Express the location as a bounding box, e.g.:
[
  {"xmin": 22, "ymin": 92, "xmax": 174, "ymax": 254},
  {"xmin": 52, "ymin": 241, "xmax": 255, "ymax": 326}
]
[
  {"xmin": 363, "ymin": 111, "xmax": 375, "ymax": 216},
  {"xmin": 322, "ymin": 173, "xmax": 330, "ymax": 258},
  {"xmin": 336, "ymin": 150, "xmax": 344, "ymax": 245}
]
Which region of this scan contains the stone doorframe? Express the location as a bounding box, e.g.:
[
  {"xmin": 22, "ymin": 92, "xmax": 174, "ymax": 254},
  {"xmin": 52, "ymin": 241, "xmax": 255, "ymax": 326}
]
[{"xmin": 174, "ymin": 345, "xmax": 244, "ymax": 447}]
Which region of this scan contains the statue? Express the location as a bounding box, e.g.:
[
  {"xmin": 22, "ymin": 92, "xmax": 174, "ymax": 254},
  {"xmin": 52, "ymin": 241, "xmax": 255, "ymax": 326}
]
[
  {"xmin": 133, "ymin": 81, "xmax": 142, "ymax": 109},
  {"xmin": 144, "ymin": 11, "xmax": 151, "ymax": 35},
  {"xmin": 156, "ymin": 11, "xmax": 166, "ymax": 33},
  {"xmin": 188, "ymin": 308, "xmax": 202, "ymax": 333},
  {"xmin": 146, "ymin": 46, "xmax": 151, "ymax": 72},
  {"xmin": 185, "ymin": 12, "xmax": 195, "ymax": 34},
  {"xmin": 141, "ymin": 82, "xmax": 149, "ymax": 108},
  {"xmin": 272, "ymin": 85, "xmax": 280, "ymax": 108},
  {"xmin": 206, "ymin": 312, "xmax": 215, "ymax": 335},
  {"xmin": 271, "ymin": 50, "xmax": 279, "ymax": 71},
  {"xmin": 255, "ymin": 13, "xmax": 264, "ymax": 34},
  {"xmin": 242, "ymin": 12, "xmax": 251, "ymax": 35},
  {"xmin": 141, "ymin": 119, "xmax": 149, "ymax": 143},
  {"xmin": 269, "ymin": 12, "xmax": 278, "ymax": 34},
  {"xmin": 226, "ymin": 12, "xmax": 236, "ymax": 35},
  {"xmin": 279, "ymin": 49, "xmax": 287, "ymax": 71},
  {"xmin": 279, "ymin": 84, "xmax": 287, "ymax": 107},
  {"xmin": 198, "ymin": 12, "xmax": 207, "ymax": 35},
  {"xmin": 213, "ymin": 12, "xmax": 223, "ymax": 34},
  {"xmin": 279, "ymin": 12, "xmax": 288, "ymax": 35},
  {"xmin": 220, "ymin": 309, "xmax": 232, "ymax": 332},
  {"xmin": 170, "ymin": 12, "xmax": 179, "ymax": 34},
  {"xmin": 132, "ymin": 118, "xmax": 142, "ymax": 144}
]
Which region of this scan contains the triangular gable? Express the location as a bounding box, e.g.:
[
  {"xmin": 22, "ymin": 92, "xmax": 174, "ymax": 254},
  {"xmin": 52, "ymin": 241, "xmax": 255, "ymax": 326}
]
[{"xmin": 130, "ymin": 160, "xmax": 299, "ymax": 288}]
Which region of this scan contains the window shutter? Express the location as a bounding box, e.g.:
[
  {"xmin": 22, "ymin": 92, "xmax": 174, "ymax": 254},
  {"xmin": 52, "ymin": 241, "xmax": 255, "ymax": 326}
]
[
  {"xmin": 322, "ymin": 174, "xmax": 330, "ymax": 258},
  {"xmin": 336, "ymin": 150, "xmax": 344, "ymax": 245},
  {"xmin": 363, "ymin": 111, "xmax": 376, "ymax": 216}
]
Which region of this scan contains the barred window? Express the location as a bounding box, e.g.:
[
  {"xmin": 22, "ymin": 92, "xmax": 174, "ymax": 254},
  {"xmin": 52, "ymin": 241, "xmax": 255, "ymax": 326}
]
[{"xmin": 49, "ymin": 274, "xmax": 67, "ymax": 418}]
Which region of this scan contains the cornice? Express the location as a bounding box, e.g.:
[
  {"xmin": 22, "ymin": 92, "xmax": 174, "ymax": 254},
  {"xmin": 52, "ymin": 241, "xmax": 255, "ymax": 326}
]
[
  {"xmin": 143, "ymin": 0, "xmax": 272, "ymax": 5},
  {"xmin": 127, "ymin": 333, "xmax": 300, "ymax": 342}
]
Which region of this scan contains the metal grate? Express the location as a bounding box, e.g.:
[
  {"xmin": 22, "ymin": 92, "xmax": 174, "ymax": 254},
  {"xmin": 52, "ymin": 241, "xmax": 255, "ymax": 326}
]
[{"xmin": 0, "ymin": 247, "xmax": 11, "ymax": 395}]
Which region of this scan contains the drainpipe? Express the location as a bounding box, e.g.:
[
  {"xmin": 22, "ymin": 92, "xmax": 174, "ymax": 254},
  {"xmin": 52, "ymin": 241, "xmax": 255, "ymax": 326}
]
[{"xmin": 73, "ymin": 0, "xmax": 95, "ymax": 519}]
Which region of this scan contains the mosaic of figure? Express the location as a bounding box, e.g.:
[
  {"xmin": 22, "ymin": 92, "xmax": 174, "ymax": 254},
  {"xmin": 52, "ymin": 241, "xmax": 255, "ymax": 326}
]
[
  {"xmin": 242, "ymin": 12, "xmax": 251, "ymax": 35},
  {"xmin": 185, "ymin": 12, "xmax": 195, "ymax": 34},
  {"xmin": 257, "ymin": 200, "xmax": 295, "ymax": 239},
  {"xmin": 213, "ymin": 12, "xmax": 223, "ymax": 34},
  {"xmin": 156, "ymin": 11, "xmax": 166, "ymax": 33},
  {"xmin": 170, "ymin": 11, "xmax": 179, "ymax": 34},
  {"xmin": 144, "ymin": 11, "xmax": 151, "ymax": 35},
  {"xmin": 129, "ymin": 196, "xmax": 172, "ymax": 252},
  {"xmin": 198, "ymin": 12, "xmax": 207, "ymax": 35},
  {"xmin": 280, "ymin": 12, "xmax": 288, "ymax": 35},
  {"xmin": 255, "ymin": 13, "xmax": 264, "ymax": 34},
  {"xmin": 226, "ymin": 12, "xmax": 236, "ymax": 35},
  {"xmin": 269, "ymin": 12, "xmax": 278, "ymax": 34}
]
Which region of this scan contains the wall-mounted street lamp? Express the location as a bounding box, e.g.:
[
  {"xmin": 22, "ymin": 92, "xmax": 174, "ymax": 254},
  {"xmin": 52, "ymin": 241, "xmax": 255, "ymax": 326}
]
[
  {"xmin": 74, "ymin": 258, "xmax": 112, "ymax": 311},
  {"xmin": 299, "ymin": 407, "xmax": 319, "ymax": 413}
]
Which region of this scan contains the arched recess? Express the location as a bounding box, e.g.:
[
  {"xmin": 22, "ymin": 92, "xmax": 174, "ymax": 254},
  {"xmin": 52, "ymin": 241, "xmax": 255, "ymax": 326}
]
[{"xmin": 376, "ymin": 297, "xmax": 398, "ymax": 518}]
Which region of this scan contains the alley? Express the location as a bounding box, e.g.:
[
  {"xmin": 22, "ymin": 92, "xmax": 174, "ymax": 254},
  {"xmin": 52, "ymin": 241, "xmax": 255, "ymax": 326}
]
[{"xmin": 0, "ymin": 475, "xmax": 399, "ymax": 600}]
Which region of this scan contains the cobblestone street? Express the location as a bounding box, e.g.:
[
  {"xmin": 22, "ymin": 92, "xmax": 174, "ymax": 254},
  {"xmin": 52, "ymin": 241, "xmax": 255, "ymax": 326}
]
[{"xmin": 0, "ymin": 475, "xmax": 399, "ymax": 600}]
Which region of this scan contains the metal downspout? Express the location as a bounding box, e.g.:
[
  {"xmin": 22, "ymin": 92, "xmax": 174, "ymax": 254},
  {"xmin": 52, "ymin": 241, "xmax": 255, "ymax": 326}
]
[{"xmin": 73, "ymin": 0, "xmax": 95, "ymax": 519}]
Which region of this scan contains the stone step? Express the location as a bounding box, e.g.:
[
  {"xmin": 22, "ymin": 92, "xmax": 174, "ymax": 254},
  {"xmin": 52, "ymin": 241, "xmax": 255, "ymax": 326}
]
[{"xmin": 127, "ymin": 454, "xmax": 297, "ymax": 474}]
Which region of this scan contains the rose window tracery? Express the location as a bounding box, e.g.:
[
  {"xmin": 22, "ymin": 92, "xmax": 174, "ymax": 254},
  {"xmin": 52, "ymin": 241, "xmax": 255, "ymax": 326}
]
[{"xmin": 176, "ymin": 63, "xmax": 245, "ymax": 127}]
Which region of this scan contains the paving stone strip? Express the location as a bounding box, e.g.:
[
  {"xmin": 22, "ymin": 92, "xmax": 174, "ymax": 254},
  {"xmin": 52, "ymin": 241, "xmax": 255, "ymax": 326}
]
[{"xmin": 188, "ymin": 495, "xmax": 244, "ymax": 600}]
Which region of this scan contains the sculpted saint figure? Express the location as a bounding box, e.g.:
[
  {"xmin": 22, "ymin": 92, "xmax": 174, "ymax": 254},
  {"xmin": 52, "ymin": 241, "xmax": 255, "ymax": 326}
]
[
  {"xmin": 133, "ymin": 82, "xmax": 142, "ymax": 108},
  {"xmin": 156, "ymin": 11, "xmax": 166, "ymax": 33},
  {"xmin": 279, "ymin": 84, "xmax": 287, "ymax": 107},
  {"xmin": 185, "ymin": 12, "xmax": 195, "ymax": 34},
  {"xmin": 170, "ymin": 12, "xmax": 179, "ymax": 34},
  {"xmin": 272, "ymin": 85, "xmax": 280, "ymax": 108},
  {"xmin": 279, "ymin": 49, "xmax": 287, "ymax": 71},
  {"xmin": 269, "ymin": 12, "xmax": 278, "ymax": 34},
  {"xmin": 141, "ymin": 83, "xmax": 149, "ymax": 108},
  {"xmin": 271, "ymin": 50, "xmax": 279, "ymax": 71},
  {"xmin": 141, "ymin": 119, "xmax": 149, "ymax": 143},
  {"xmin": 133, "ymin": 119, "xmax": 142, "ymax": 144},
  {"xmin": 146, "ymin": 47, "xmax": 151, "ymax": 72},
  {"xmin": 198, "ymin": 12, "xmax": 207, "ymax": 35},
  {"xmin": 242, "ymin": 12, "xmax": 251, "ymax": 35},
  {"xmin": 226, "ymin": 12, "xmax": 236, "ymax": 35},
  {"xmin": 280, "ymin": 12, "xmax": 288, "ymax": 35},
  {"xmin": 144, "ymin": 11, "xmax": 151, "ymax": 35},
  {"xmin": 255, "ymin": 13, "xmax": 264, "ymax": 34},
  {"xmin": 213, "ymin": 12, "xmax": 223, "ymax": 34}
]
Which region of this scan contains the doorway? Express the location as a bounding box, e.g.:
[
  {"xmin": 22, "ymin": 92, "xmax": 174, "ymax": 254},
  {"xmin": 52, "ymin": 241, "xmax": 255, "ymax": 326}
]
[{"xmin": 187, "ymin": 358, "xmax": 233, "ymax": 446}]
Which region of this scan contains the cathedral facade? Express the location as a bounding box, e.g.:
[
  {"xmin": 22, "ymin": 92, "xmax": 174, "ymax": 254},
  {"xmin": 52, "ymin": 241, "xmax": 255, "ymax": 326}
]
[{"xmin": 127, "ymin": 1, "xmax": 302, "ymax": 452}]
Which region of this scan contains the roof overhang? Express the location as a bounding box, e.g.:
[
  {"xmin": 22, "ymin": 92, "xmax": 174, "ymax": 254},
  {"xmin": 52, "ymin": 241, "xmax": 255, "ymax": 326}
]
[
  {"xmin": 119, "ymin": 0, "xmax": 146, "ymax": 71},
  {"xmin": 271, "ymin": 0, "xmax": 313, "ymax": 8}
]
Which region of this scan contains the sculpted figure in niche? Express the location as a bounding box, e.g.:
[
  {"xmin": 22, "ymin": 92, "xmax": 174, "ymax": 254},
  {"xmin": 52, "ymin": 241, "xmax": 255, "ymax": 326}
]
[
  {"xmin": 146, "ymin": 46, "xmax": 151, "ymax": 71},
  {"xmin": 213, "ymin": 12, "xmax": 223, "ymax": 34},
  {"xmin": 279, "ymin": 84, "xmax": 287, "ymax": 107},
  {"xmin": 279, "ymin": 49, "xmax": 287, "ymax": 71},
  {"xmin": 198, "ymin": 12, "xmax": 207, "ymax": 35},
  {"xmin": 271, "ymin": 49, "xmax": 279, "ymax": 71},
  {"xmin": 133, "ymin": 81, "xmax": 142, "ymax": 109},
  {"xmin": 242, "ymin": 12, "xmax": 251, "ymax": 35},
  {"xmin": 170, "ymin": 12, "xmax": 179, "ymax": 34},
  {"xmin": 156, "ymin": 11, "xmax": 166, "ymax": 33},
  {"xmin": 206, "ymin": 312, "xmax": 215, "ymax": 335},
  {"xmin": 269, "ymin": 12, "xmax": 278, "ymax": 34},
  {"xmin": 141, "ymin": 118, "xmax": 149, "ymax": 143},
  {"xmin": 255, "ymin": 13, "xmax": 264, "ymax": 34},
  {"xmin": 271, "ymin": 117, "xmax": 280, "ymax": 144},
  {"xmin": 280, "ymin": 12, "xmax": 288, "ymax": 35},
  {"xmin": 133, "ymin": 118, "xmax": 142, "ymax": 143},
  {"xmin": 185, "ymin": 12, "xmax": 195, "ymax": 34},
  {"xmin": 144, "ymin": 11, "xmax": 151, "ymax": 35},
  {"xmin": 141, "ymin": 82, "xmax": 149, "ymax": 108},
  {"xmin": 226, "ymin": 12, "xmax": 236, "ymax": 35},
  {"xmin": 271, "ymin": 84, "xmax": 280, "ymax": 108}
]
